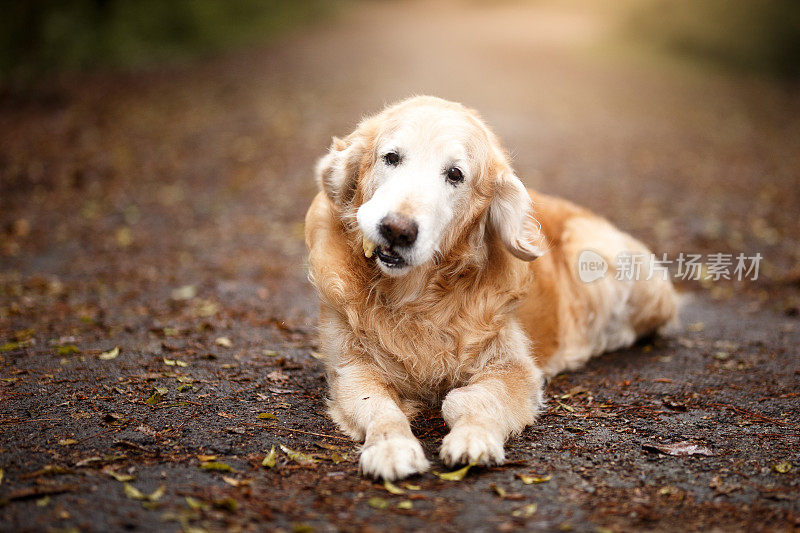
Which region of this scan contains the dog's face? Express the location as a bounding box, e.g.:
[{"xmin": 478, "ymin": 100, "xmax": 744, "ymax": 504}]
[{"xmin": 316, "ymin": 96, "xmax": 543, "ymax": 276}]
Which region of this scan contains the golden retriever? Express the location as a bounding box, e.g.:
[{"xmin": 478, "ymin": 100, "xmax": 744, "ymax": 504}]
[{"xmin": 305, "ymin": 96, "xmax": 677, "ymax": 480}]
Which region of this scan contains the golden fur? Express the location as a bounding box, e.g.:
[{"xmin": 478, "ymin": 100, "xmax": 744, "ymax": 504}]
[{"xmin": 305, "ymin": 96, "xmax": 677, "ymax": 480}]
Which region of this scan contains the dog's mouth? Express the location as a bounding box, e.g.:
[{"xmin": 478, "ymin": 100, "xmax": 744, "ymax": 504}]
[
  {"xmin": 374, "ymin": 246, "xmax": 407, "ymax": 268},
  {"xmin": 363, "ymin": 236, "xmax": 408, "ymax": 269}
]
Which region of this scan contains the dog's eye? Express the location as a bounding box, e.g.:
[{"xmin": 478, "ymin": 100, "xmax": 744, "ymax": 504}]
[
  {"xmin": 383, "ymin": 152, "xmax": 400, "ymax": 166},
  {"xmin": 446, "ymin": 167, "xmax": 464, "ymax": 184}
]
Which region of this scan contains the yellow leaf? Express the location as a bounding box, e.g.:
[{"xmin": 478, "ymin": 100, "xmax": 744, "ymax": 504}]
[
  {"xmin": 279, "ymin": 444, "xmax": 317, "ymax": 464},
  {"xmin": 512, "ymin": 503, "xmax": 538, "ymax": 518},
  {"xmin": 774, "ymin": 462, "xmax": 792, "ymax": 473},
  {"xmin": 397, "ymin": 500, "xmax": 413, "ymax": 510},
  {"xmin": 262, "ymin": 446, "xmax": 276, "ymax": 468},
  {"xmin": 58, "ymin": 439, "xmax": 78, "ymax": 446},
  {"xmin": 368, "ymin": 497, "xmax": 388, "ymax": 509},
  {"xmin": 434, "ymin": 463, "xmax": 476, "ymax": 481},
  {"xmin": 200, "ymin": 461, "xmax": 234, "ymax": 472},
  {"xmin": 516, "ymin": 473, "xmax": 551, "ymax": 484},
  {"xmin": 383, "ymin": 481, "xmax": 405, "ymax": 495},
  {"xmin": 99, "ymin": 347, "xmax": 120, "ymax": 360}
]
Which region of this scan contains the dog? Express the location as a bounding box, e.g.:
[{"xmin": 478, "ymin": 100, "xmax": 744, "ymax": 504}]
[{"xmin": 305, "ymin": 96, "xmax": 677, "ymax": 480}]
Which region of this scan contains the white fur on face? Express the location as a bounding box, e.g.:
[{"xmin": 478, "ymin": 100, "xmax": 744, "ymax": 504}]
[{"xmin": 356, "ymin": 107, "xmax": 478, "ymax": 276}]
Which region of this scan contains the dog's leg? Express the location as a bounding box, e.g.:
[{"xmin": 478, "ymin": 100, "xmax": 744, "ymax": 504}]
[
  {"xmin": 440, "ymin": 325, "xmax": 544, "ymax": 466},
  {"xmin": 328, "ymin": 363, "xmax": 429, "ymax": 480}
]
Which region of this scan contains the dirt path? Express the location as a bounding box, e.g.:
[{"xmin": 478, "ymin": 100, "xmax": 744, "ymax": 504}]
[{"xmin": 1, "ymin": 2, "xmax": 799, "ymax": 531}]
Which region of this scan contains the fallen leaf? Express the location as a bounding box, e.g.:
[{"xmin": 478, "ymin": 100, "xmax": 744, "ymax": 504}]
[
  {"xmin": 643, "ymin": 441, "xmax": 713, "ymax": 456},
  {"xmin": 145, "ymin": 387, "xmax": 168, "ymax": 405},
  {"xmin": 99, "ymin": 347, "xmax": 120, "ymax": 360},
  {"xmin": 773, "ymin": 461, "xmax": 792, "ymax": 473},
  {"xmin": 397, "ymin": 500, "xmax": 413, "ymax": 510},
  {"xmin": 171, "ymin": 285, "xmax": 197, "ymax": 300},
  {"xmin": 36, "ymin": 496, "xmax": 50, "ymax": 507},
  {"xmin": 688, "ymin": 322, "xmax": 705, "ymax": 332},
  {"xmin": 0, "ymin": 468, "xmax": 4, "ymax": 484},
  {"xmin": 21, "ymin": 465, "xmax": 74, "ymax": 479},
  {"xmin": 368, "ymin": 497, "xmax": 388, "ymax": 509},
  {"xmin": 222, "ymin": 476, "xmax": 251, "ymax": 487},
  {"xmin": 384, "ymin": 481, "xmax": 406, "ymax": 495},
  {"xmin": 56, "ymin": 345, "xmax": 80, "ymax": 357},
  {"xmin": 262, "ymin": 446, "xmax": 276, "ymax": 468},
  {"xmin": 403, "ymin": 483, "xmax": 421, "ymax": 491},
  {"xmin": 512, "ymin": 503, "xmax": 538, "ymax": 518},
  {"xmin": 213, "ymin": 498, "xmax": 237, "ymax": 512},
  {"xmin": 279, "ymin": 444, "xmax": 317, "ymax": 464},
  {"xmin": 309, "ymin": 351, "xmax": 324, "ymax": 360},
  {"xmin": 257, "ymin": 412, "xmax": 278, "ymax": 420},
  {"xmin": 58, "ymin": 439, "xmax": 78, "ymax": 446},
  {"xmin": 124, "ymin": 483, "xmax": 165, "ymax": 502},
  {"xmin": 196, "ymin": 454, "xmax": 217, "ymax": 462},
  {"xmin": 200, "ymin": 461, "xmax": 234, "ymax": 472},
  {"xmin": 262, "ymin": 349, "xmax": 279, "ymax": 357},
  {"xmin": 185, "ymin": 496, "xmax": 208, "ymax": 510},
  {"xmin": 516, "ymin": 473, "xmax": 551, "ymax": 484},
  {"xmin": 104, "ymin": 468, "xmax": 135, "ymax": 482},
  {"xmin": 215, "ymin": 337, "xmax": 232, "ymax": 348},
  {"xmin": 490, "ymin": 483, "xmax": 507, "ymax": 498},
  {"xmin": 434, "ymin": 463, "xmax": 476, "ymax": 481}
]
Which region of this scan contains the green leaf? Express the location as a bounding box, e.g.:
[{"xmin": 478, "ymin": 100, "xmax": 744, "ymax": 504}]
[
  {"xmin": 262, "ymin": 446, "xmax": 276, "ymax": 468},
  {"xmin": 368, "ymin": 497, "xmax": 388, "ymax": 509},
  {"xmin": 200, "ymin": 461, "xmax": 234, "ymax": 472},
  {"xmin": 434, "ymin": 463, "xmax": 476, "ymax": 481},
  {"xmin": 257, "ymin": 413, "xmax": 278, "ymax": 420},
  {"xmin": 56, "ymin": 345, "xmax": 80, "ymax": 356},
  {"xmin": 145, "ymin": 388, "xmax": 167, "ymax": 405},
  {"xmin": 99, "ymin": 347, "xmax": 120, "ymax": 360},
  {"xmin": 773, "ymin": 461, "xmax": 792, "ymax": 473},
  {"xmin": 279, "ymin": 444, "xmax": 317, "ymax": 464},
  {"xmin": 185, "ymin": 496, "xmax": 208, "ymax": 510},
  {"xmin": 213, "ymin": 498, "xmax": 237, "ymax": 512}
]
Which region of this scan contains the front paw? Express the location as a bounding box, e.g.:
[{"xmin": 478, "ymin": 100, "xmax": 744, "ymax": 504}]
[
  {"xmin": 440, "ymin": 424, "xmax": 505, "ymax": 467},
  {"xmin": 359, "ymin": 436, "xmax": 430, "ymax": 480}
]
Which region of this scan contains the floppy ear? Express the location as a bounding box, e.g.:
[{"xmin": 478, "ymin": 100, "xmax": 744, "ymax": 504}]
[
  {"xmin": 315, "ymin": 136, "xmax": 364, "ymax": 206},
  {"xmin": 489, "ymin": 170, "xmax": 545, "ymax": 261}
]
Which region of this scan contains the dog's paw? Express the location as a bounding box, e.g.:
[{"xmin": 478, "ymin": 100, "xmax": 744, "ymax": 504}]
[
  {"xmin": 359, "ymin": 436, "xmax": 430, "ymax": 480},
  {"xmin": 440, "ymin": 424, "xmax": 505, "ymax": 467}
]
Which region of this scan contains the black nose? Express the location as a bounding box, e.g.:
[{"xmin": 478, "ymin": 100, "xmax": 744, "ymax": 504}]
[{"xmin": 379, "ymin": 213, "xmax": 418, "ymax": 248}]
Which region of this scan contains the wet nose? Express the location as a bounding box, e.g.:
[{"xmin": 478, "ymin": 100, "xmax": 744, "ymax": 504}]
[{"xmin": 379, "ymin": 213, "xmax": 418, "ymax": 248}]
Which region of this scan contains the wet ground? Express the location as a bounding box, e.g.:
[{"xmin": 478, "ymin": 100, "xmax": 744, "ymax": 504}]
[{"xmin": 1, "ymin": 1, "xmax": 799, "ymax": 531}]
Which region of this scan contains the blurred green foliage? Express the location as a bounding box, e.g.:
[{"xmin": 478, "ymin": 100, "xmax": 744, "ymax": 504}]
[
  {"xmin": 627, "ymin": 0, "xmax": 800, "ymax": 78},
  {"xmin": 0, "ymin": 0, "xmax": 334, "ymax": 81}
]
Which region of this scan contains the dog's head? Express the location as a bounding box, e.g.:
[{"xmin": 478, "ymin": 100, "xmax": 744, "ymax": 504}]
[{"xmin": 316, "ymin": 96, "xmax": 544, "ymax": 277}]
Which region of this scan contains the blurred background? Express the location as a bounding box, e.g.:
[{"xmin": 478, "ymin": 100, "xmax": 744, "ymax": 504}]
[{"xmin": 1, "ymin": 0, "xmax": 799, "ymax": 327}]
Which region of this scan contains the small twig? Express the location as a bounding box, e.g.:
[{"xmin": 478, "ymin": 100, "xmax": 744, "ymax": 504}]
[
  {"xmin": 710, "ymin": 402, "xmax": 797, "ymax": 428},
  {"xmin": 0, "ymin": 417, "xmax": 62, "ymax": 426},
  {"xmin": 76, "ymin": 426, "xmax": 118, "ymax": 444},
  {"xmin": 241, "ymin": 422, "xmax": 351, "ymax": 441}
]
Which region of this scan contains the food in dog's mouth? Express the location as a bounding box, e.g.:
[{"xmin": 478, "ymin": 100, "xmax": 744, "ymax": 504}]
[{"xmin": 363, "ymin": 236, "xmax": 378, "ymax": 258}]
